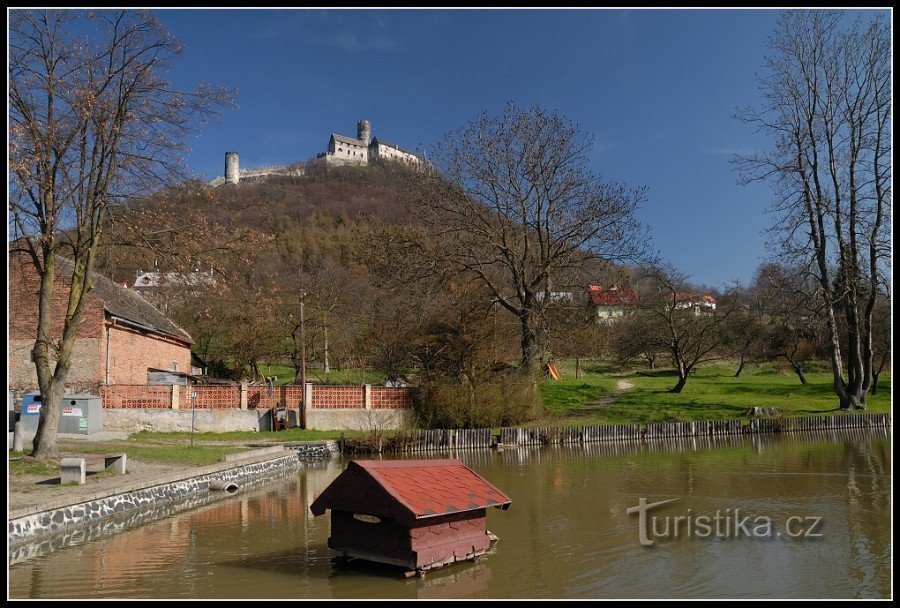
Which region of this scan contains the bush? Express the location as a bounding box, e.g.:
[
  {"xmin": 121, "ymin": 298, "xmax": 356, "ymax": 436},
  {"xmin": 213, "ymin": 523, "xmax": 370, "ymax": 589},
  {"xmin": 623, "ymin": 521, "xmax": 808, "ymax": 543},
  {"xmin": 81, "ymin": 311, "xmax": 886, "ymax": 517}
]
[{"xmin": 414, "ymin": 376, "xmax": 545, "ymax": 429}]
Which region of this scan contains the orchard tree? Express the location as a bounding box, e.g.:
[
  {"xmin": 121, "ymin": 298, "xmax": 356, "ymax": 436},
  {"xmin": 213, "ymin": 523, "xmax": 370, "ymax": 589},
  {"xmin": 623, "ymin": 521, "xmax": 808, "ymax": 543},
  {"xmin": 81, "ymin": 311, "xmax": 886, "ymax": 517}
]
[{"xmin": 9, "ymin": 10, "xmax": 233, "ymax": 457}]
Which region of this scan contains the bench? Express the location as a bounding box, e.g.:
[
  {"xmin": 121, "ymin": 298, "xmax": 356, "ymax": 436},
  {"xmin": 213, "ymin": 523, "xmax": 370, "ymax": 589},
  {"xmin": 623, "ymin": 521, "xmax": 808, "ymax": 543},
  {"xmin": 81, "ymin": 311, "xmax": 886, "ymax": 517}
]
[{"xmin": 60, "ymin": 453, "xmax": 127, "ymax": 485}]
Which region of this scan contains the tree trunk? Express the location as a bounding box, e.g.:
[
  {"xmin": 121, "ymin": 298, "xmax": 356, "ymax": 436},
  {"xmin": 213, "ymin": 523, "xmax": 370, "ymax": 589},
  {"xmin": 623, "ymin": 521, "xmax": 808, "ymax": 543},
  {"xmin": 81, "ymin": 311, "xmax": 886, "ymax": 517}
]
[
  {"xmin": 31, "ymin": 380, "xmax": 65, "ymax": 458},
  {"xmin": 645, "ymin": 353, "xmax": 656, "ymax": 370},
  {"xmin": 789, "ymin": 361, "xmax": 807, "ymax": 385},
  {"xmin": 519, "ymin": 310, "xmax": 541, "ymax": 377},
  {"xmin": 871, "ymin": 372, "xmax": 879, "ymax": 395},
  {"xmin": 734, "ymin": 357, "xmax": 746, "ymax": 379},
  {"xmin": 575, "ymin": 357, "xmax": 581, "ymax": 379},
  {"xmin": 670, "ymin": 374, "xmax": 688, "ymax": 393}
]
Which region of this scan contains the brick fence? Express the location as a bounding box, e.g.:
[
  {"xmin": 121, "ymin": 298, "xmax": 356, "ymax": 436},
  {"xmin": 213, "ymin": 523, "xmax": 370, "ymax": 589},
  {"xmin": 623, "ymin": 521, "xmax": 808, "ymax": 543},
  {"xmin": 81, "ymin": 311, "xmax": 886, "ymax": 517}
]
[{"xmin": 99, "ymin": 383, "xmax": 414, "ymax": 410}]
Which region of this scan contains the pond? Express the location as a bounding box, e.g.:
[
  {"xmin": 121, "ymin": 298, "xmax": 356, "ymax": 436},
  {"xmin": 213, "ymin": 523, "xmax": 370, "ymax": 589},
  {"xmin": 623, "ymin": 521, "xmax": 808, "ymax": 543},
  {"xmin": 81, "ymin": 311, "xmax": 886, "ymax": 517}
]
[{"xmin": 8, "ymin": 428, "xmax": 891, "ymax": 599}]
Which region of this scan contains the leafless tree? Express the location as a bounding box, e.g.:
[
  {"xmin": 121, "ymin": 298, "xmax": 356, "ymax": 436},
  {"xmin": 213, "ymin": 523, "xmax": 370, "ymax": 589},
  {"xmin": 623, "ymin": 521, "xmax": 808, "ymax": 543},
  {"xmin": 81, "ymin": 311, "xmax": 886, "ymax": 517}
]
[
  {"xmin": 754, "ymin": 262, "xmax": 826, "ymax": 385},
  {"xmin": 736, "ymin": 11, "xmax": 891, "ymax": 409},
  {"xmin": 635, "ymin": 266, "xmax": 734, "ymax": 393},
  {"xmin": 870, "ymin": 295, "xmax": 890, "ymax": 395},
  {"xmin": 9, "ymin": 10, "xmax": 233, "ymax": 456},
  {"xmin": 413, "ymin": 103, "xmax": 651, "ymax": 376}
]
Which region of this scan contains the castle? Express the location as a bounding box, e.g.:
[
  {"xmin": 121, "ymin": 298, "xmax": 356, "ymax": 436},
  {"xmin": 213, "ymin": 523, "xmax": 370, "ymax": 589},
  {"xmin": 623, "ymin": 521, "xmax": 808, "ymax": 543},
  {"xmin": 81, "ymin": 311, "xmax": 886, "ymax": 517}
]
[{"xmin": 210, "ymin": 119, "xmax": 424, "ymax": 186}]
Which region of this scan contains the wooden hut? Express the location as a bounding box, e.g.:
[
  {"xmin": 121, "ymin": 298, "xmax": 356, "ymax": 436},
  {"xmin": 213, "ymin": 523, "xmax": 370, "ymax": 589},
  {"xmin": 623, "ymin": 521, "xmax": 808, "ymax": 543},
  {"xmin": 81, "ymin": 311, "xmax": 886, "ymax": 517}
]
[{"xmin": 310, "ymin": 459, "xmax": 511, "ymax": 575}]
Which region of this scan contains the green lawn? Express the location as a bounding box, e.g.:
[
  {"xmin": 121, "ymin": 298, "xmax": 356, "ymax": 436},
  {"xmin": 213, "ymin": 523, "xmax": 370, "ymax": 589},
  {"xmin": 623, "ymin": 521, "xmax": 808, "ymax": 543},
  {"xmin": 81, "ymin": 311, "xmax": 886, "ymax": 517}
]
[
  {"xmin": 540, "ymin": 359, "xmax": 891, "ymax": 426},
  {"xmin": 257, "ymin": 364, "xmax": 386, "ymax": 386}
]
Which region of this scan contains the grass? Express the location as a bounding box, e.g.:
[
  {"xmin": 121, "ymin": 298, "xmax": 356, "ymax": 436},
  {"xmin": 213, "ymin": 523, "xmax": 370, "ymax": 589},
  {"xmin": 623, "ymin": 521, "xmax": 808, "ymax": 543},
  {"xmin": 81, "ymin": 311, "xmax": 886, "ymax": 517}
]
[
  {"xmin": 255, "ymin": 364, "xmax": 386, "ymax": 386},
  {"xmin": 539, "ymin": 359, "xmax": 892, "ymax": 426},
  {"xmin": 9, "ymin": 455, "xmax": 59, "ymax": 476},
  {"xmin": 127, "ymin": 428, "xmax": 355, "ymax": 443}
]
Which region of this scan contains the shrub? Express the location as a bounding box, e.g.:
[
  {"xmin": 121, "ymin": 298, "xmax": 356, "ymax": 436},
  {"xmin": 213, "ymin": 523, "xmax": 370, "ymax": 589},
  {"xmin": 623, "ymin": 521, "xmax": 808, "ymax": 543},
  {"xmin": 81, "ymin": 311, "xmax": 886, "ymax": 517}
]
[{"xmin": 414, "ymin": 376, "xmax": 545, "ymax": 429}]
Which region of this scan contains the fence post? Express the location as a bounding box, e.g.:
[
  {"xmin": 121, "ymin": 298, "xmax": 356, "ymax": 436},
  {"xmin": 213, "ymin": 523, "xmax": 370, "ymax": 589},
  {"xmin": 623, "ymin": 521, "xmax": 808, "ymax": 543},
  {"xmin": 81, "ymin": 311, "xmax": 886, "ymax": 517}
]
[
  {"xmin": 171, "ymin": 384, "xmax": 180, "ymax": 410},
  {"xmin": 240, "ymin": 381, "xmax": 248, "ymax": 411},
  {"xmin": 364, "ymin": 384, "xmax": 372, "ymax": 410},
  {"xmin": 305, "ymin": 382, "xmax": 314, "ymax": 411}
]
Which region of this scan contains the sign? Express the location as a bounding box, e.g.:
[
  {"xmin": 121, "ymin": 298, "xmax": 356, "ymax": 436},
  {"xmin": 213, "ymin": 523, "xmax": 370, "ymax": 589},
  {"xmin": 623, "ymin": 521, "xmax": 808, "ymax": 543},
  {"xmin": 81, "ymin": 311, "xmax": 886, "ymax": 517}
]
[
  {"xmin": 62, "ymin": 406, "xmax": 83, "ymax": 417},
  {"xmin": 25, "ymin": 403, "xmax": 41, "ymax": 414},
  {"xmin": 353, "ymin": 513, "xmax": 382, "ymax": 524},
  {"xmin": 78, "ymin": 418, "xmax": 88, "ymax": 430}
]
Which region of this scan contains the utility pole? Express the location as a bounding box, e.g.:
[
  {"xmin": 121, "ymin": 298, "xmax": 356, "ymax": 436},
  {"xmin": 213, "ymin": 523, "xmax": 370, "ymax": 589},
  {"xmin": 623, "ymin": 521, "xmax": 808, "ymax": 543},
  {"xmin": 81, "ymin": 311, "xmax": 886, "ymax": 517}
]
[{"xmin": 299, "ymin": 290, "xmax": 307, "ymax": 420}]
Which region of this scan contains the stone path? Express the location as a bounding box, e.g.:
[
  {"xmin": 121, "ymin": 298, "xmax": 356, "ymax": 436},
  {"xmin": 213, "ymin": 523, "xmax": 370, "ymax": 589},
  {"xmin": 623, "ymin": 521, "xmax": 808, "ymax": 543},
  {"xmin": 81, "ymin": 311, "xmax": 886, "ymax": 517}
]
[{"xmin": 573, "ymin": 379, "xmax": 636, "ymax": 414}]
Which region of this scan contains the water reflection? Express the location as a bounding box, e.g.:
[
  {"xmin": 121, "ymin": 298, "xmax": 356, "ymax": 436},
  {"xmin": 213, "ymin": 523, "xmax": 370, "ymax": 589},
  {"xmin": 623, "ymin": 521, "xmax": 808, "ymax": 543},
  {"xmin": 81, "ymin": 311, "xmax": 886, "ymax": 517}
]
[{"xmin": 8, "ymin": 428, "xmax": 891, "ymax": 599}]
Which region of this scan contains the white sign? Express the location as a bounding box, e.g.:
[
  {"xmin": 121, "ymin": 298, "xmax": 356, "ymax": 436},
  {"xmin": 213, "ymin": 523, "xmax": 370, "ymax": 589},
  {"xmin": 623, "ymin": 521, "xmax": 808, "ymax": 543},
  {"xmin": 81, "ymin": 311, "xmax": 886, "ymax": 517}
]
[
  {"xmin": 62, "ymin": 407, "xmax": 83, "ymax": 417},
  {"xmin": 25, "ymin": 403, "xmax": 41, "ymax": 414}
]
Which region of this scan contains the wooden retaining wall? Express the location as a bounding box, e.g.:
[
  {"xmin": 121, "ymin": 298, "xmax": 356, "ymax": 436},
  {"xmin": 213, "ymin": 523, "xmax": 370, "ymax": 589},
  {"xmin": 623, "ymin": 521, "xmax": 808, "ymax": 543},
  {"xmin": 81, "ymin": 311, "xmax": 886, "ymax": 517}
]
[{"xmin": 399, "ymin": 412, "xmax": 890, "ymax": 452}]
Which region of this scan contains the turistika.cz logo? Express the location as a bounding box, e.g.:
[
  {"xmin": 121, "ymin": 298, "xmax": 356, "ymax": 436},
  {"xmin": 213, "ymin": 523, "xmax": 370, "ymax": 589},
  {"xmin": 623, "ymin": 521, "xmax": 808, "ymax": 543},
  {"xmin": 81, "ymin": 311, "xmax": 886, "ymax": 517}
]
[{"xmin": 626, "ymin": 498, "xmax": 824, "ymax": 547}]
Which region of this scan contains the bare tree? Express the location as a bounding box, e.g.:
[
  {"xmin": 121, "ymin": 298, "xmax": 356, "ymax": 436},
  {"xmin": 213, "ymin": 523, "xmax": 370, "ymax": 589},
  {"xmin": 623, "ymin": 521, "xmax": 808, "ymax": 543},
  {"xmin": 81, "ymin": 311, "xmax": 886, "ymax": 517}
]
[
  {"xmin": 412, "ymin": 103, "xmax": 651, "ymax": 377},
  {"xmin": 754, "ymin": 262, "xmax": 826, "ymax": 385},
  {"xmin": 870, "ymin": 295, "xmax": 890, "ymax": 395},
  {"xmin": 736, "ymin": 11, "xmax": 891, "ymax": 409},
  {"xmin": 721, "ymin": 284, "xmax": 767, "ymax": 378},
  {"xmin": 9, "ymin": 10, "xmax": 233, "ymax": 456},
  {"xmin": 635, "ymin": 266, "xmax": 733, "ymax": 393}
]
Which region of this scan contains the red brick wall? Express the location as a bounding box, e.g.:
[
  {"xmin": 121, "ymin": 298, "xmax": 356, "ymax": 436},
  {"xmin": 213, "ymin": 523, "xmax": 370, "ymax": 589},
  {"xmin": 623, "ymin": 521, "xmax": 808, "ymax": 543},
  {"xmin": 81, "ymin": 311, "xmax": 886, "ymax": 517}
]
[
  {"xmin": 371, "ymin": 387, "xmax": 415, "ymax": 409},
  {"xmin": 9, "ymin": 255, "xmax": 105, "ymax": 388},
  {"xmin": 105, "ymin": 323, "xmax": 192, "ymax": 385},
  {"xmin": 311, "ymin": 385, "xmax": 365, "ymax": 409},
  {"xmin": 101, "ymin": 384, "xmax": 172, "ymax": 408}
]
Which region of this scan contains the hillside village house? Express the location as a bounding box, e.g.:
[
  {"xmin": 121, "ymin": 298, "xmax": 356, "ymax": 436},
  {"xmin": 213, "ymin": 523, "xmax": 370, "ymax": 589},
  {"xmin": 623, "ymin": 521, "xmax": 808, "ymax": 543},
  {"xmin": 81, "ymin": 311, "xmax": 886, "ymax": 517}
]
[
  {"xmin": 132, "ymin": 268, "xmax": 216, "ymax": 312},
  {"xmin": 674, "ymin": 293, "xmax": 718, "ymax": 315},
  {"xmin": 588, "ymin": 285, "xmax": 638, "ymax": 322},
  {"xmin": 9, "ymin": 254, "xmax": 193, "ymax": 392}
]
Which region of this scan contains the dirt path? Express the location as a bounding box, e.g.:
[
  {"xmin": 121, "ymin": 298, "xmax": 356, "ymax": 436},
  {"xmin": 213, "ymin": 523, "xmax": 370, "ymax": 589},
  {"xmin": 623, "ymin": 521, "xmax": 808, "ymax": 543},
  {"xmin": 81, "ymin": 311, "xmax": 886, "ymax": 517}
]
[{"xmin": 574, "ymin": 379, "xmax": 635, "ymax": 413}]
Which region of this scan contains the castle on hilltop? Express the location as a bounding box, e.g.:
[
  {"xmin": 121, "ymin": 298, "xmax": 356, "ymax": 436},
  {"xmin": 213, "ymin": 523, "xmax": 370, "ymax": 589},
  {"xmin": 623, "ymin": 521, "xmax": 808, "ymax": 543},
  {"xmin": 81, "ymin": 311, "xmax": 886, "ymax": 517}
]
[{"xmin": 210, "ymin": 119, "xmax": 425, "ymax": 186}]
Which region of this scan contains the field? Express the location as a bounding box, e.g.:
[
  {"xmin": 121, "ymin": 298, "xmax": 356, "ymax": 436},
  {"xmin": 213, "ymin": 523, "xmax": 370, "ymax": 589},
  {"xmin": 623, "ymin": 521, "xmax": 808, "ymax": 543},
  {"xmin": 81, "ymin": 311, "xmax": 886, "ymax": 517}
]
[{"xmin": 539, "ymin": 359, "xmax": 892, "ymax": 426}]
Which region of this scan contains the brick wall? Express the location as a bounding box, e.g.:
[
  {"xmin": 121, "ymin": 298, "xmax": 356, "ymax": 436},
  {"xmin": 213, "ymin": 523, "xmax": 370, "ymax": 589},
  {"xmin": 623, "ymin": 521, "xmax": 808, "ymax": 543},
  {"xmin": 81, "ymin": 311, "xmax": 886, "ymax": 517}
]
[
  {"xmin": 96, "ymin": 384, "xmax": 414, "ymax": 411},
  {"xmin": 371, "ymin": 386, "xmax": 415, "ymax": 409},
  {"xmin": 9, "ymin": 255, "xmax": 106, "ymax": 388},
  {"xmin": 106, "ymin": 324, "xmax": 192, "ymax": 385},
  {"xmin": 311, "ymin": 385, "xmax": 365, "ymax": 409},
  {"xmin": 101, "ymin": 385, "xmax": 172, "ymax": 409}
]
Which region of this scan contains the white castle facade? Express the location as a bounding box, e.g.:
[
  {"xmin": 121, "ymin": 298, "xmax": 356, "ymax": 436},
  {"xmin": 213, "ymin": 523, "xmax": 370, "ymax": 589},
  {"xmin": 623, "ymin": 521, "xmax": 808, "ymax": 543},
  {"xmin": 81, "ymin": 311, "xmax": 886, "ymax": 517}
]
[{"xmin": 210, "ymin": 119, "xmax": 424, "ymax": 186}]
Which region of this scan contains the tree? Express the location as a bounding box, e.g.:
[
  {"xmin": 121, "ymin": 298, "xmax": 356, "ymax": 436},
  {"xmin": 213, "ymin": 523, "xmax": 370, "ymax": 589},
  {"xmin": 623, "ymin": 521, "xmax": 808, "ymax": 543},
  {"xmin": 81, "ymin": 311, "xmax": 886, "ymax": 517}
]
[
  {"xmin": 754, "ymin": 263, "xmax": 826, "ymax": 385},
  {"xmin": 415, "ymin": 103, "xmax": 650, "ymax": 377},
  {"xmin": 736, "ymin": 11, "xmax": 891, "ymax": 409},
  {"xmin": 606, "ymin": 311, "xmax": 663, "ymax": 371},
  {"xmin": 870, "ymin": 295, "xmax": 890, "ymax": 395},
  {"xmin": 721, "ymin": 285, "xmax": 767, "ymax": 378},
  {"xmin": 9, "ymin": 10, "xmax": 233, "ymax": 456},
  {"xmin": 634, "ymin": 266, "xmax": 733, "ymax": 393}
]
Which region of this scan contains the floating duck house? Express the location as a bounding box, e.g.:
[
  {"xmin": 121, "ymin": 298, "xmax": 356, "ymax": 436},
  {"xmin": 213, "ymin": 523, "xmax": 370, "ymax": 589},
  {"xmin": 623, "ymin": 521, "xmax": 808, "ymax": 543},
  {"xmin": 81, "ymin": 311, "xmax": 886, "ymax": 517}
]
[{"xmin": 310, "ymin": 459, "xmax": 511, "ymax": 575}]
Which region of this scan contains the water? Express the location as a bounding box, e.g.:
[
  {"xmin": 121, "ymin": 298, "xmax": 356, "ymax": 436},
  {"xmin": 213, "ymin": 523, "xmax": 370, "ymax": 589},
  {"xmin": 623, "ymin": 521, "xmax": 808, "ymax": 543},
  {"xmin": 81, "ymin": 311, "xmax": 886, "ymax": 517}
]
[{"xmin": 8, "ymin": 429, "xmax": 891, "ymax": 599}]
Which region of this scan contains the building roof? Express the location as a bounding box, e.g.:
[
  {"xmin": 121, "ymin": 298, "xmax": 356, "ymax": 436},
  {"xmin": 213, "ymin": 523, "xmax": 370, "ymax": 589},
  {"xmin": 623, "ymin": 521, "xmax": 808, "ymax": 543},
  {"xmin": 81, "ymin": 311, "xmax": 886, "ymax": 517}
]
[
  {"xmin": 331, "ymin": 133, "xmax": 367, "ymax": 147},
  {"xmin": 57, "ymin": 258, "xmax": 193, "ymax": 344},
  {"xmin": 371, "ymin": 137, "xmax": 423, "ymax": 159},
  {"xmin": 588, "ymin": 284, "xmax": 638, "ymax": 307},
  {"xmin": 674, "ymin": 293, "xmax": 717, "ymax": 304},
  {"xmin": 310, "ymin": 459, "xmax": 511, "ymax": 523},
  {"xmin": 133, "ymin": 271, "xmax": 216, "ymax": 289}
]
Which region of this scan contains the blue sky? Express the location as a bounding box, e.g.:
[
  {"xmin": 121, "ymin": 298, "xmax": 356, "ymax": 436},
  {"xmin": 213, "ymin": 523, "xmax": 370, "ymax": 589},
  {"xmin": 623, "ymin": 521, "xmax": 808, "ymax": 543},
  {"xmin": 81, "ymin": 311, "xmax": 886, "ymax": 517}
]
[{"xmin": 154, "ymin": 9, "xmax": 879, "ymax": 287}]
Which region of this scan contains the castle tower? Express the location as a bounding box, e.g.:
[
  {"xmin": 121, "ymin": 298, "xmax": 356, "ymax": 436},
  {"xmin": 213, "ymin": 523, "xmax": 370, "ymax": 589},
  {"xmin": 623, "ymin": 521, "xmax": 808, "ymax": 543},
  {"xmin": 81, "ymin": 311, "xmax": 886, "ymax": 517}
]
[
  {"xmin": 224, "ymin": 151, "xmax": 240, "ymax": 184},
  {"xmin": 357, "ymin": 120, "xmax": 371, "ymax": 146}
]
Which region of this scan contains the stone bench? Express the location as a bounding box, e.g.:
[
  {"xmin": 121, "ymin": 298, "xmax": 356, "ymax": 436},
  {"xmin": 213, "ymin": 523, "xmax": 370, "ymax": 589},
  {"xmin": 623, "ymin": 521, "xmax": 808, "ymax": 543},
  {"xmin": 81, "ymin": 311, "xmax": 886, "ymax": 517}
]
[{"xmin": 60, "ymin": 453, "xmax": 127, "ymax": 485}]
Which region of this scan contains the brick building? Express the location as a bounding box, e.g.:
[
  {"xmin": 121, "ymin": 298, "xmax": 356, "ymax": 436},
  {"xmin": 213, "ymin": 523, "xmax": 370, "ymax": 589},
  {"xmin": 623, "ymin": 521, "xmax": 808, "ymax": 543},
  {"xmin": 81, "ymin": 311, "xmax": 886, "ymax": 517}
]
[{"xmin": 9, "ymin": 255, "xmax": 193, "ymax": 391}]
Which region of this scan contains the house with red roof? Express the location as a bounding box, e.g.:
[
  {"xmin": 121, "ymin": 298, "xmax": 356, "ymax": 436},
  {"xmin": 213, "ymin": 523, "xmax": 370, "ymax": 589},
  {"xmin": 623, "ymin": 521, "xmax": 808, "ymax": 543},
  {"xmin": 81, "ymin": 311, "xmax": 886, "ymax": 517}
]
[
  {"xmin": 673, "ymin": 293, "xmax": 718, "ymax": 315},
  {"xmin": 310, "ymin": 459, "xmax": 511, "ymax": 575},
  {"xmin": 587, "ymin": 284, "xmax": 638, "ymax": 323}
]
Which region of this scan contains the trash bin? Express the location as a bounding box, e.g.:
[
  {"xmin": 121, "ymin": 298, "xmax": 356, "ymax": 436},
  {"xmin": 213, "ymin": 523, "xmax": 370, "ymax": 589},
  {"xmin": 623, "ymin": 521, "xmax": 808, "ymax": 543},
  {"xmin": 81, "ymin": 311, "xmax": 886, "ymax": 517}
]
[
  {"xmin": 58, "ymin": 395, "xmax": 103, "ymax": 435},
  {"xmin": 19, "ymin": 393, "xmax": 104, "ymax": 435},
  {"xmin": 20, "ymin": 391, "xmax": 43, "ymax": 433}
]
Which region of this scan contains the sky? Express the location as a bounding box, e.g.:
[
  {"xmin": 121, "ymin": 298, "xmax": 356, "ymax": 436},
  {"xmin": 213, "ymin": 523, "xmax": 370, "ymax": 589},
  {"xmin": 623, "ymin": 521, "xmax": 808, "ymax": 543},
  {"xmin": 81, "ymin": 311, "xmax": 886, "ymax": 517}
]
[{"xmin": 152, "ymin": 8, "xmax": 884, "ymax": 288}]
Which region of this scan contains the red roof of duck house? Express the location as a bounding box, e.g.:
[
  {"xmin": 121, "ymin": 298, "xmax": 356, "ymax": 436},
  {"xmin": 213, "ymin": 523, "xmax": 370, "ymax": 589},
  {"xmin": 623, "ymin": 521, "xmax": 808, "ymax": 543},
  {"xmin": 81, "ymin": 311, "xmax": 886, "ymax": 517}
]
[{"xmin": 310, "ymin": 459, "xmax": 511, "ymax": 523}]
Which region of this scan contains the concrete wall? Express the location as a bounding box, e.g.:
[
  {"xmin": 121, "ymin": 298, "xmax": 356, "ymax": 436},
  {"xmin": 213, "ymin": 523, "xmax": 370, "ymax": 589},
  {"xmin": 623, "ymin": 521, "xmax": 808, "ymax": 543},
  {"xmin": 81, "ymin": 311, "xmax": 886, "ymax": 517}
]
[
  {"xmin": 305, "ymin": 407, "xmax": 410, "ymax": 431},
  {"xmin": 102, "ymin": 408, "xmax": 274, "ymax": 433}
]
